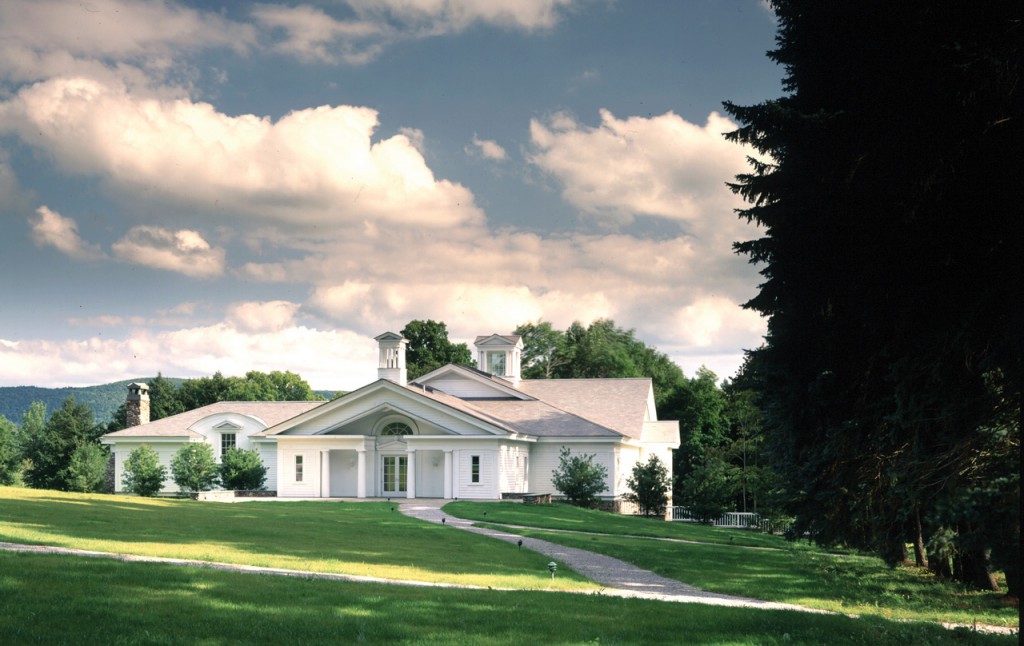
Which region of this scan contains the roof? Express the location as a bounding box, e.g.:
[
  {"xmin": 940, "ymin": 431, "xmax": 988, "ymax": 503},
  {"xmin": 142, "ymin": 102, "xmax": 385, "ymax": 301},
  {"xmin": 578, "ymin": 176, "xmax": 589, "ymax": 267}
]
[
  {"xmin": 460, "ymin": 398, "xmax": 621, "ymax": 437},
  {"xmin": 101, "ymin": 400, "xmax": 323, "ymax": 439},
  {"xmin": 474, "ymin": 334, "xmax": 523, "ymax": 346},
  {"xmin": 517, "ymin": 378, "xmax": 653, "ymax": 440}
]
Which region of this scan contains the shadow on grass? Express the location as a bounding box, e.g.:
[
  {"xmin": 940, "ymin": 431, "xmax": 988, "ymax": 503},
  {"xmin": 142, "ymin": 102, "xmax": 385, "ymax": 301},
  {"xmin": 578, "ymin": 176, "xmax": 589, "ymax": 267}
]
[
  {"xmin": 503, "ymin": 527, "xmax": 1018, "ymax": 627},
  {"xmin": 0, "ymin": 488, "xmax": 590, "ymax": 586},
  {"xmin": 1, "ymin": 551, "xmax": 1014, "ymax": 646}
]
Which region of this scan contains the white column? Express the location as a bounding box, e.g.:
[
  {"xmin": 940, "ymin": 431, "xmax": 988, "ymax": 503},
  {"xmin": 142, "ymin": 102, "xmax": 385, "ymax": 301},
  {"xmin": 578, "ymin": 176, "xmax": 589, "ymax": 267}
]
[
  {"xmin": 443, "ymin": 450, "xmax": 453, "ymax": 499},
  {"xmin": 356, "ymin": 449, "xmax": 366, "ymax": 498},
  {"xmin": 406, "ymin": 449, "xmax": 416, "ymax": 499},
  {"xmin": 320, "ymin": 450, "xmax": 330, "ymax": 498}
]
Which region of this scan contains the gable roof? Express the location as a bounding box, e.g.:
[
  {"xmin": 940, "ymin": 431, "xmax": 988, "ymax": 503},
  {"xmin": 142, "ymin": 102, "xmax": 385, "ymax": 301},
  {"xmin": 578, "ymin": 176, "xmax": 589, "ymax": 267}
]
[
  {"xmin": 101, "ymin": 401, "xmax": 323, "ymax": 439},
  {"xmin": 413, "ymin": 363, "xmax": 531, "ymax": 400},
  {"xmin": 517, "ymin": 378, "xmax": 653, "ymax": 440}
]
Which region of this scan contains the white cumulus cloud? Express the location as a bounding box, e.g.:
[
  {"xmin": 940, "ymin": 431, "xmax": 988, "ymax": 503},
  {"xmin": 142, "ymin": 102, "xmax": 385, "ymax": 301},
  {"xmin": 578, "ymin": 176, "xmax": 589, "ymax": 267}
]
[
  {"xmin": 112, "ymin": 226, "xmax": 226, "ymax": 278},
  {"xmin": 468, "ymin": 135, "xmax": 508, "ymax": 161},
  {"xmin": 0, "ymin": 76, "xmax": 483, "ymax": 231},
  {"xmin": 529, "ymin": 109, "xmax": 749, "ymax": 224},
  {"xmin": 29, "ymin": 206, "xmax": 106, "ymax": 261},
  {"xmin": 226, "ymin": 300, "xmax": 301, "ymax": 334}
]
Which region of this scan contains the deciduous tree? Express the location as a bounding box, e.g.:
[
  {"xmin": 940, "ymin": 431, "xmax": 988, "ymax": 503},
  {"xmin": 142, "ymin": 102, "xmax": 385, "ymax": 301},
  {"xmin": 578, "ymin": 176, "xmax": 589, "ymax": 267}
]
[
  {"xmin": 0, "ymin": 415, "xmax": 20, "ymax": 485},
  {"xmin": 170, "ymin": 443, "xmax": 219, "ymax": 493},
  {"xmin": 624, "ymin": 455, "xmax": 671, "ymax": 517},
  {"xmin": 400, "ymin": 320, "xmax": 473, "ymax": 379}
]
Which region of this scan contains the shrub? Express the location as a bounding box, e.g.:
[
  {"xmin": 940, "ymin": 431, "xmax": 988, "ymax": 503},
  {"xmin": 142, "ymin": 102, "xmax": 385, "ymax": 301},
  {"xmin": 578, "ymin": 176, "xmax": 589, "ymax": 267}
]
[
  {"xmin": 219, "ymin": 448, "xmax": 267, "ymax": 491},
  {"xmin": 122, "ymin": 445, "xmax": 167, "ymax": 496},
  {"xmin": 170, "ymin": 444, "xmax": 219, "ymax": 493},
  {"xmin": 624, "ymin": 454, "xmax": 671, "ymax": 517},
  {"xmin": 551, "ymin": 447, "xmax": 608, "ymax": 508}
]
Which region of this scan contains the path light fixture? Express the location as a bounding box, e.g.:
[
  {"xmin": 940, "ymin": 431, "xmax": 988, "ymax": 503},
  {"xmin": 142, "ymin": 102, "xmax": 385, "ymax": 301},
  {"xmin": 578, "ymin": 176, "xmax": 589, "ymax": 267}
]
[
  {"xmin": 517, "ymin": 539, "xmax": 523, "ymax": 550},
  {"xmin": 547, "ymin": 561, "xmax": 557, "ymax": 579},
  {"xmin": 442, "ymin": 517, "xmax": 446, "ymax": 524}
]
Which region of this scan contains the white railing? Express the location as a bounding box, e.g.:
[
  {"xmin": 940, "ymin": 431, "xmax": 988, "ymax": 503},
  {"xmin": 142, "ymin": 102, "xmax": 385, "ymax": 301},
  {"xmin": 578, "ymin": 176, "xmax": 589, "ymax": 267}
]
[{"xmin": 670, "ymin": 507, "xmax": 792, "ymax": 534}]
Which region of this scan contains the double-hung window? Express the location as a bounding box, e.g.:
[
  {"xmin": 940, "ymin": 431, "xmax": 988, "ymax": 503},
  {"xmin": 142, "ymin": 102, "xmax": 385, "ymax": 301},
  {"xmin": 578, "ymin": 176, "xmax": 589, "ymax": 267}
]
[
  {"xmin": 295, "ymin": 455, "xmax": 304, "ymax": 482},
  {"xmin": 471, "ymin": 455, "xmax": 481, "ymax": 483},
  {"xmin": 221, "ymin": 433, "xmax": 236, "ymax": 457}
]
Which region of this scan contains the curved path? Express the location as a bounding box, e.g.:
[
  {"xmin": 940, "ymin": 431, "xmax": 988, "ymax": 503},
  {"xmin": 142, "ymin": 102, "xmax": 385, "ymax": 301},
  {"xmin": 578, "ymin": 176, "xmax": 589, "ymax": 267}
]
[{"xmin": 398, "ymin": 499, "xmax": 821, "ymax": 612}]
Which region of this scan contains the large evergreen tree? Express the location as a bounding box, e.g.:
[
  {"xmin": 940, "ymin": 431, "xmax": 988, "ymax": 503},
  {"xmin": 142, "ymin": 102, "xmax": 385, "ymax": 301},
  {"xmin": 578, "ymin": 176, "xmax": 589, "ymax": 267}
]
[
  {"xmin": 725, "ymin": 1, "xmax": 1020, "ymax": 595},
  {"xmin": 23, "ymin": 396, "xmax": 105, "ymax": 491}
]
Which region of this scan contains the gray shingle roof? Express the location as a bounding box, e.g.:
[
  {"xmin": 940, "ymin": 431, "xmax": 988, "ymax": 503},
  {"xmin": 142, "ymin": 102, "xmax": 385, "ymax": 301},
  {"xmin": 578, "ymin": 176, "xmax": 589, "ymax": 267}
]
[
  {"xmin": 516, "ymin": 378, "xmax": 652, "ymax": 439},
  {"xmin": 460, "ymin": 398, "xmax": 621, "ymax": 437},
  {"xmin": 101, "ymin": 401, "xmax": 323, "ymax": 438}
]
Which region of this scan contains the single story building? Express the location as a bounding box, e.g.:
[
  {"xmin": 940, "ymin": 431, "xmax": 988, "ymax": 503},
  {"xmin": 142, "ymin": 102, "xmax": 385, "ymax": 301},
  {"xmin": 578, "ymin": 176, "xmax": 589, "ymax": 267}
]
[{"xmin": 101, "ymin": 332, "xmax": 680, "ymax": 502}]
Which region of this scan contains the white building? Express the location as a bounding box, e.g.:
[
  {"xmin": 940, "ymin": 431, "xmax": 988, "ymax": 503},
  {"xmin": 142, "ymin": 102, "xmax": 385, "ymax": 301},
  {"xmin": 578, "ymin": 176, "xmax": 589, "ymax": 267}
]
[{"xmin": 102, "ymin": 332, "xmax": 680, "ymax": 503}]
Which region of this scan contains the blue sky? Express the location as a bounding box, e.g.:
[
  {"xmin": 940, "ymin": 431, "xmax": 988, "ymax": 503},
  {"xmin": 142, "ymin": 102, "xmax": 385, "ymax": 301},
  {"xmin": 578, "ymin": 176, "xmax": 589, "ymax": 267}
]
[{"xmin": 0, "ymin": 0, "xmax": 781, "ymax": 390}]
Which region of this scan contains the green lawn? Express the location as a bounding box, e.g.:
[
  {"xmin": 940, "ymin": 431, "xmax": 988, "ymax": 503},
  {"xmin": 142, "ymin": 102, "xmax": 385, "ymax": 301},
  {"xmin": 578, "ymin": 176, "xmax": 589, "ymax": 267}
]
[
  {"xmin": 1, "ymin": 551, "xmax": 1015, "ymax": 646},
  {"xmin": 444, "ymin": 502, "xmax": 1018, "ymax": 629},
  {"xmin": 0, "ymin": 486, "xmax": 594, "ymax": 590},
  {"xmin": 444, "ymin": 501, "xmax": 788, "ymax": 548}
]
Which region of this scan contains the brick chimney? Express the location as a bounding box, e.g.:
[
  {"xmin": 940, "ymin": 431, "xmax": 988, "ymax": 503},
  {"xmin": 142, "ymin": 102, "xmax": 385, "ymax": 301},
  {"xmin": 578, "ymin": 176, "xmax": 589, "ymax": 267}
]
[{"xmin": 126, "ymin": 382, "xmax": 150, "ymax": 427}]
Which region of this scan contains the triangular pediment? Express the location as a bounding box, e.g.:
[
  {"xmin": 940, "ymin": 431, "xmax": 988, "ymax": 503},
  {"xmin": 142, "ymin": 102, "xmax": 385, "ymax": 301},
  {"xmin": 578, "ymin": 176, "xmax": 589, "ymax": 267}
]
[
  {"xmin": 474, "ymin": 334, "xmax": 523, "ymax": 348},
  {"xmin": 256, "ymin": 379, "xmax": 520, "ymax": 438}
]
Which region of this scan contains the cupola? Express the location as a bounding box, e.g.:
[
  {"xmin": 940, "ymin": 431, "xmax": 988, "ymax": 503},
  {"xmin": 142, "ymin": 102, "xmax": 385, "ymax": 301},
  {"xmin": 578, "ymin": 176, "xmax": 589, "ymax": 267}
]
[
  {"xmin": 474, "ymin": 334, "xmax": 523, "ymax": 387},
  {"xmin": 375, "ymin": 332, "xmax": 408, "ymax": 386}
]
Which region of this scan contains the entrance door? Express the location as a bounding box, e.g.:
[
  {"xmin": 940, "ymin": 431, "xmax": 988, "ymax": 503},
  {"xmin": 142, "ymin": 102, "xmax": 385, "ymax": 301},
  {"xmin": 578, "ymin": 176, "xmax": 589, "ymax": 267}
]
[{"xmin": 382, "ymin": 456, "xmax": 407, "ymax": 496}]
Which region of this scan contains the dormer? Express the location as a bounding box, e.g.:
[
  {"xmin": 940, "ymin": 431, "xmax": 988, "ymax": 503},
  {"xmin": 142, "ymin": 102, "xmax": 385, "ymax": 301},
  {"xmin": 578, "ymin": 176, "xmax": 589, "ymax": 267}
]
[
  {"xmin": 474, "ymin": 334, "xmax": 524, "ymax": 387},
  {"xmin": 375, "ymin": 332, "xmax": 408, "ymax": 386}
]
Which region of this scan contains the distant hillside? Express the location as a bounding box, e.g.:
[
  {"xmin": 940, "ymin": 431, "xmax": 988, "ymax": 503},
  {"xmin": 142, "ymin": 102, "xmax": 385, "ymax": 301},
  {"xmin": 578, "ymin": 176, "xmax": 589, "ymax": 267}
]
[
  {"xmin": 0, "ymin": 379, "xmax": 338, "ymax": 425},
  {"xmin": 0, "ymin": 378, "xmax": 188, "ymax": 425}
]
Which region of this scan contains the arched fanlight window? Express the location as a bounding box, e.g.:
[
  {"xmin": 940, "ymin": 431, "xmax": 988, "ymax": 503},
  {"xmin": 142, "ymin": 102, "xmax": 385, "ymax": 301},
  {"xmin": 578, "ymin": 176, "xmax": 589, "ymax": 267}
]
[{"xmin": 380, "ymin": 422, "xmax": 412, "ymax": 436}]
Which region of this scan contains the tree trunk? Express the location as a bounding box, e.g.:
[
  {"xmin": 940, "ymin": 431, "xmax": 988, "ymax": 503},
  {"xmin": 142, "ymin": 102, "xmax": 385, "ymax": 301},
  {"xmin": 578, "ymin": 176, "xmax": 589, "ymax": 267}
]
[
  {"xmin": 954, "ymin": 549, "xmax": 999, "ymax": 591},
  {"xmin": 912, "ymin": 506, "xmax": 927, "ymax": 567},
  {"xmin": 928, "ymin": 544, "xmax": 953, "ymax": 579}
]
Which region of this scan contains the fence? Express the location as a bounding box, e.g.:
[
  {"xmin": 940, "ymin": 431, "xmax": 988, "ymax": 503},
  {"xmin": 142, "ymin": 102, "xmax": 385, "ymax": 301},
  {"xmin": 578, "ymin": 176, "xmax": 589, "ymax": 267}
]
[{"xmin": 670, "ymin": 507, "xmax": 793, "ymax": 535}]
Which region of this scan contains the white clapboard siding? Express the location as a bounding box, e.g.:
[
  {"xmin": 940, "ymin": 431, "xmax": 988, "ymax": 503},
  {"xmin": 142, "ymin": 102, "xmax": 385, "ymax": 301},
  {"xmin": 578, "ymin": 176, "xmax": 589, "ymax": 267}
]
[{"xmin": 529, "ymin": 443, "xmax": 616, "ymax": 497}]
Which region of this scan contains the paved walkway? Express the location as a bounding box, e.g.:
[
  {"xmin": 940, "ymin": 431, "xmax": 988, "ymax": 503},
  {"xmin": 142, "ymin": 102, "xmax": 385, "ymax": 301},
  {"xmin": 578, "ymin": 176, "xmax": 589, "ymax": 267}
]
[{"xmin": 398, "ymin": 499, "xmax": 820, "ymax": 612}]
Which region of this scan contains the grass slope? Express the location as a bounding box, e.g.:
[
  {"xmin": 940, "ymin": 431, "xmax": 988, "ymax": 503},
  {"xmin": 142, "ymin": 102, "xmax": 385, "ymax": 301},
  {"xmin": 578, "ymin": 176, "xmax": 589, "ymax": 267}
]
[
  {"xmin": 1, "ymin": 552, "xmax": 1014, "ymax": 645},
  {"xmin": 444, "ymin": 501, "xmax": 789, "ymax": 548},
  {"xmin": 444, "ymin": 502, "xmax": 1018, "ymax": 628},
  {"xmin": 0, "ymin": 487, "xmax": 593, "ymax": 590}
]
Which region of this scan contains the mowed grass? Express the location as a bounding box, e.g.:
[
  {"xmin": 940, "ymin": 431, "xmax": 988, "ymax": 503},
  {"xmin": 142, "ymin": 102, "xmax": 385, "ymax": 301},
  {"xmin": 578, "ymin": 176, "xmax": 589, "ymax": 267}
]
[
  {"xmin": 0, "ymin": 486, "xmax": 594, "ymax": 590},
  {"xmin": 444, "ymin": 501, "xmax": 787, "ymax": 548},
  {"xmin": 443, "ymin": 503, "xmax": 1018, "ymax": 629},
  {"xmin": 1, "ymin": 552, "xmax": 1016, "ymax": 646}
]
